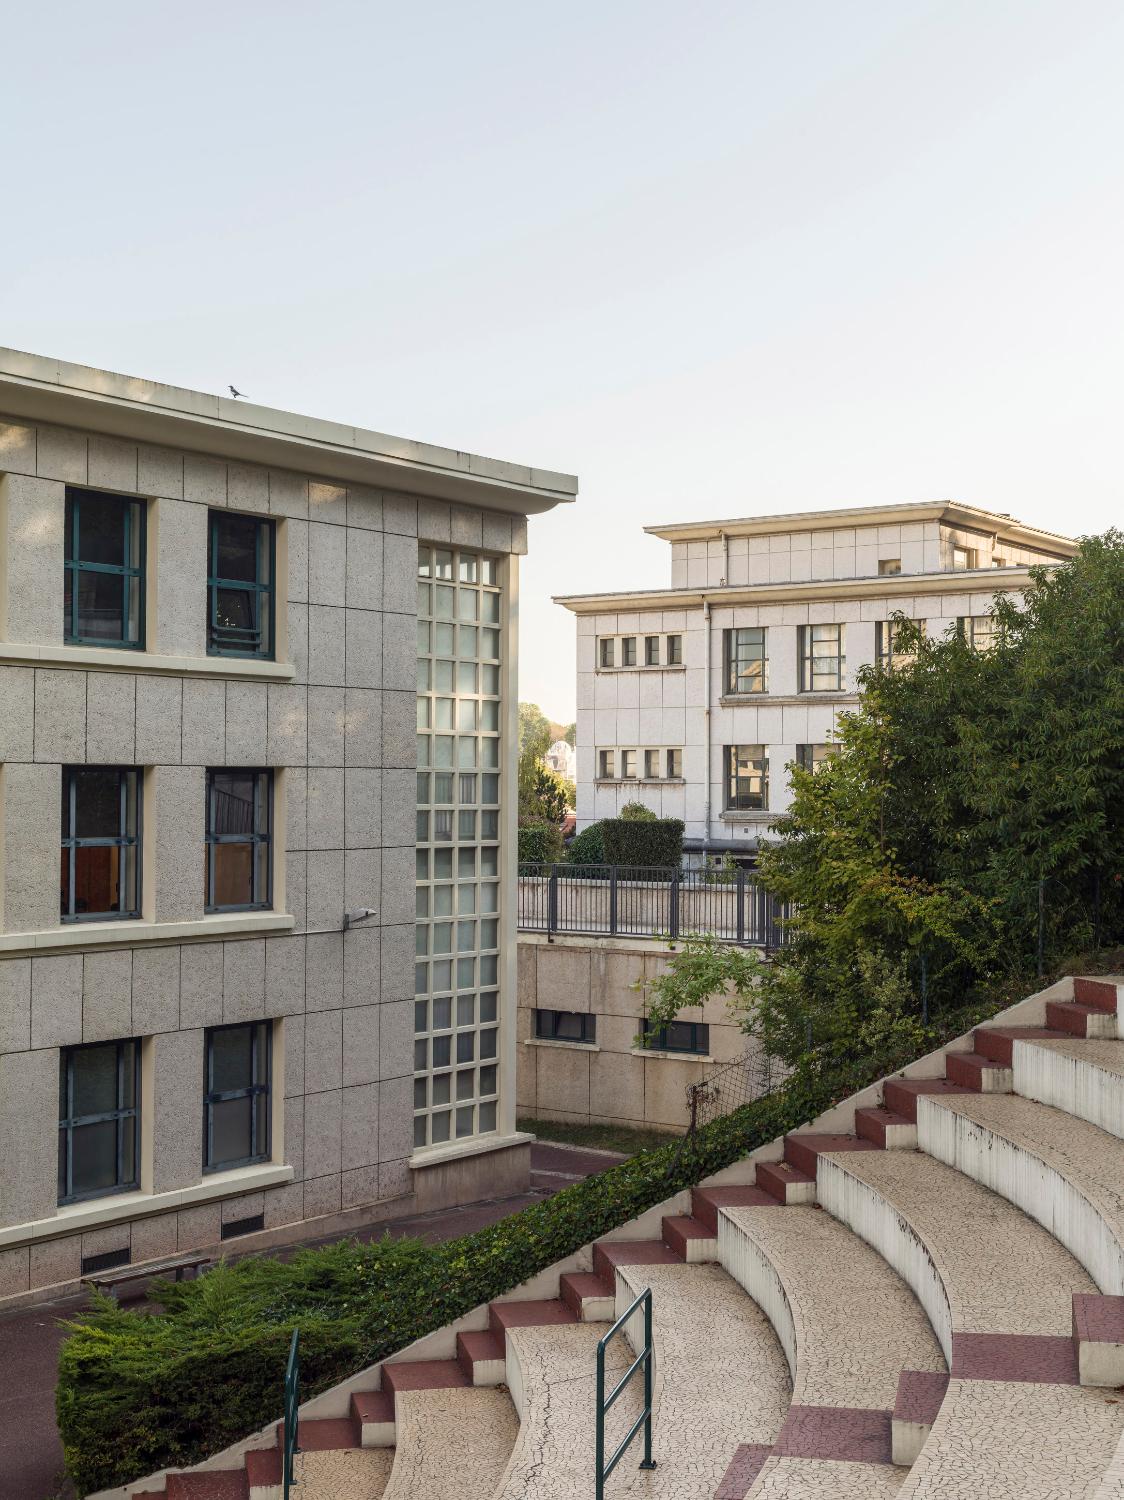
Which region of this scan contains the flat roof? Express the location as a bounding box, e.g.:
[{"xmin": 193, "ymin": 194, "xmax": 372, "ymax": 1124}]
[
  {"xmin": 644, "ymin": 500, "xmax": 1075, "ymax": 553},
  {"xmin": 0, "ymin": 347, "xmax": 578, "ymax": 517}
]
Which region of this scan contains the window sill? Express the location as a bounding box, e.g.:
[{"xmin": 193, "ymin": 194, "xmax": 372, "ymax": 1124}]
[
  {"xmin": 595, "ymin": 665, "xmax": 686, "ymax": 674},
  {"xmin": 410, "ymin": 1129, "xmax": 533, "ymax": 1172},
  {"xmin": 719, "ymin": 810, "xmax": 774, "ymax": 824},
  {"xmin": 718, "ymin": 693, "xmax": 857, "ymax": 706},
  {"xmin": 0, "ymin": 910, "xmax": 295, "ymax": 956},
  {"xmin": 523, "ymin": 1037, "xmax": 600, "ymax": 1053},
  {"xmin": 0, "ymin": 1161, "xmax": 294, "ymax": 1250},
  {"xmin": 630, "ymin": 1048, "xmax": 713, "ymax": 1063},
  {"xmin": 594, "ymin": 777, "xmax": 685, "ymax": 787},
  {"xmin": 0, "ymin": 640, "xmax": 295, "ymax": 681}
]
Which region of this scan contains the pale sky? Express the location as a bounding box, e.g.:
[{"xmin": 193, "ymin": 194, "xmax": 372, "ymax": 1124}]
[{"xmin": 2, "ymin": 1, "xmax": 1122, "ymax": 721}]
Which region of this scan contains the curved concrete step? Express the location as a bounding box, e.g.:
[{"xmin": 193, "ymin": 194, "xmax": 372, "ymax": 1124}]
[
  {"xmin": 894, "ymin": 1377, "xmax": 1124, "ymax": 1500},
  {"xmin": 744, "ymin": 1455, "xmax": 906, "ymax": 1497},
  {"xmin": 1012, "ymin": 1036, "xmax": 1124, "ymax": 1141},
  {"xmin": 717, "ymin": 1204, "xmax": 945, "ymax": 1413},
  {"xmin": 815, "ymin": 1147, "xmax": 1097, "ymax": 1371},
  {"xmin": 917, "ymin": 1088, "xmax": 1124, "ymax": 1299},
  {"xmin": 381, "ymin": 1386, "xmax": 517, "ymax": 1500},
  {"xmin": 613, "ymin": 1259, "xmax": 790, "ymax": 1498}
]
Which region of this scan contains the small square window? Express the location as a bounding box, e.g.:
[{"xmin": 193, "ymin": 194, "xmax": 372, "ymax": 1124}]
[
  {"xmin": 536, "ymin": 1009, "xmax": 596, "ymax": 1044},
  {"xmin": 878, "ymin": 558, "xmax": 901, "ymax": 575},
  {"xmin": 644, "ymin": 635, "xmax": 660, "ymax": 666},
  {"xmin": 598, "ymin": 749, "xmax": 616, "ymax": 779},
  {"xmin": 952, "ymin": 546, "xmax": 976, "ymax": 571},
  {"xmin": 621, "ymin": 637, "xmax": 637, "ymax": 667},
  {"xmin": 599, "ymin": 638, "xmax": 615, "ymax": 669},
  {"xmin": 666, "ymin": 634, "xmax": 683, "ymax": 665},
  {"xmin": 666, "ymin": 748, "xmax": 683, "ymax": 779},
  {"xmin": 620, "ymin": 749, "xmax": 637, "ymax": 779},
  {"xmin": 644, "ymin": 749, "xmax": 660, "ymax": 778},
  {"xmin": 641, "ymin": 1018, "xmax": 709, "ymax": 1055}
]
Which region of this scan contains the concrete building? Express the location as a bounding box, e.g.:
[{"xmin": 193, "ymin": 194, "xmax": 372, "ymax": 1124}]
[
  {"xmin": 558, "ymin": 502, "xmax": 1075, "ymax": 853},
  {"xmin": 0, "ymin": 347, "xmax": 576, "ymax": 1306}
]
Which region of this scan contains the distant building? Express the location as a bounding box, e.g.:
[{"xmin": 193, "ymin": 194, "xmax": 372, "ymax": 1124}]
[
  {"xmin": 544, "ymin": 738, "xmax": 575, "ymax": 780},
  {"xmin": 557, "ymin": 502, "xmax": 1075, "ymax": 856}
]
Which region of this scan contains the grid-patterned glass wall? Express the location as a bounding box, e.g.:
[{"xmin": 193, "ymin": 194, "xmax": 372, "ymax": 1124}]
[{"xmin": 414, "ymin": 545, "xmax": 504, "ymax": 1149}]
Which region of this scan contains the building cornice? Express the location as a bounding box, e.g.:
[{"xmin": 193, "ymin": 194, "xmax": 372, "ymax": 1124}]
[
  {"xmin": 554, "ymin": 563, "xmax": 1047, "ymax": 614},
  {"xmin": 0, "ymin": 346, "xmax": 577, "ymax": 517},
  {"xmin": 642, "ymin": 501, "xmax": 1075, "ymax": 556}
]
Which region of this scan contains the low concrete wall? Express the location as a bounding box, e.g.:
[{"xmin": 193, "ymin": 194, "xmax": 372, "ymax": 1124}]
[{"xmin": 516, "ymin": 932, "xmax": 774, "ymax": 1133}]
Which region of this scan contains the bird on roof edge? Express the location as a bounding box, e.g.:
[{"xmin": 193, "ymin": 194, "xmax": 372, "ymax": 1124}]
[{"xmin": 228, "ymin": 385, "xmax": 246, "ymax": 399}]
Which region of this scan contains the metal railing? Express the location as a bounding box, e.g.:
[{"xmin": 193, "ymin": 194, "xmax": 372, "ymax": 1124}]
[
  {"xmin": 518, "ymin": 864, "xmax": 792, "ymax": 948},
  {"xmin": 283, "ymin": 1328, "xmax": 300, "ymax": 1498},
  {"xmin": 596, "ymin": 1287, "xmax": 657, "ymax": 1498}
]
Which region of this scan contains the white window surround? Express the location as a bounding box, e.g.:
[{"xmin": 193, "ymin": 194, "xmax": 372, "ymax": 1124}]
[
  {"xmin": 0, "ymin": 1160, "xmax": 294, "ymax": 1251},
  {"xmin": 594, "ymin": 747, "xmax": 685, "ymax": 784},
  {"xmin": 0, "ymin": 640, "xmax": 296, "ymax": 681},
  {"xmin": 0, "ymin": 910, "xmax": 295, "ymax": 957},
  {"xmin": 410, "ymin": 1128, "xmax": 533, "ymax": 1172}
]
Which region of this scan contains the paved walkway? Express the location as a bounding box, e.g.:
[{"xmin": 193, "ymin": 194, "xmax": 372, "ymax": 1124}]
[{"xmin": 0, "ymin": 1140, "xmax": 622, "ymax": 1500}]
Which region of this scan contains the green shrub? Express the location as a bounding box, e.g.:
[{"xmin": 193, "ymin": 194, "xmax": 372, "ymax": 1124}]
[
  {"xmin": 618, "ymin": 801, "xmax": 657, "ymax": 821},
  {"xmin": 59, "ymin": 1032, "xmax": 964, "ymax": 1496},
  {"xmin": 566, "ymin": 820, "xmax": 606, "ymax": 865},
  {"xmin": 601, "ymin": 816, "xmax": 684, "ymax": 869},
  {"xmin": 518, "ymin": 820, "xmax": 563, "ymax": 864}
]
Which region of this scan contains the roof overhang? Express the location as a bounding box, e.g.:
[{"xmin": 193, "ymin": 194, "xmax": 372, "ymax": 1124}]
[
  {"xmin": 555, "ymin": 562, "xmax": 1050, "ymax": 614},
  {"xmin": 0, "ymin": 347, "xmax": 578, "ymax": 517},
  {"xmin": 644, "ymin": 501, "xmax": 1075, "ymax": 556}
]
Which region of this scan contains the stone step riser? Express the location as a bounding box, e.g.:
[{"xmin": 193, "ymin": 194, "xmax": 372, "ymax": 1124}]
[
  {"xmin": 855, "ymin": 1107, "xmax": 917, "ymax": 1150},
  {"xmin": 1046, "ymin": 1000, "xmax": 1119, "ymax": 1039},
  {"xmin": 1012, "ymin": 1040, "xmax": 1124, "ymax": 1142},
  {"xmin": 945, "ymin": 1051, "xmax": 1012, "ymax": 1092},
  {"xmin": 1073, "ymin": 977, "xmax": 1124, "ymax": 1018},
  {"xmin": 756, "ymin": 1159, "xmax": 816, "ymax": 1205}
]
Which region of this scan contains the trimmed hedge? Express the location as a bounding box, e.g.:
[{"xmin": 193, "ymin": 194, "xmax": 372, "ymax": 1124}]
[
  {"xmin": 56, "ymin": 1044, "xmax": 930, "ymax": 1496},
  {"xmin": 517, "ymin": 820, "xmax": 563, "ymax": 864},
  {"xmin": 601, "ymin": 816, "xmax": 684, "ymax": 869},
  {"xmin": 566, "ymin": 820, "xmax": 605, "ymax": 865}
]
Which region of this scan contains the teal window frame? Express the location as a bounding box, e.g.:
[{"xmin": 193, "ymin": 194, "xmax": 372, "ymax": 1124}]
[
  {"xmin": 641, "ymin": 1017, "xmax": 709, "ymax": 1055},
  {"xmin": 204, "ymin": 768, "xmax": 274, "ymax": 913},
  {"xmin": 58, "ymin": 1039, "xmax": 140, "ymax": 1205},
  {"xmin": 64, "ymin": 488, "xmax": 146, "ymax": 649},
  {"xmin": 207, "ymin": 512, "xmax": 276, "ymax": 659}
]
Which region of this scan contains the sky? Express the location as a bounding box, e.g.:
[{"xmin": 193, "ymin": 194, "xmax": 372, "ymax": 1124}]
[{"xmin": 2, "ymin": 1, "xmax": 1122, "ymax": 721}]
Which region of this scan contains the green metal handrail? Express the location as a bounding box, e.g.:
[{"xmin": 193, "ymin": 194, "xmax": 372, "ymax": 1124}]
[
  {"xmin": 283, "ymin": 1328, "xmax": 300, "ymax": 1497},
  {"xmin": 595, "ymin": 1287, "xmax": 656, "ymax": 1497}
]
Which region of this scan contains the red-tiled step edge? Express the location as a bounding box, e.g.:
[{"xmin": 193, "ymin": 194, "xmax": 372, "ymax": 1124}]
[
  {"xmin": 882, "ymin": 1077, "xmax": 975, "ymax": 1124},
  {"xmin": 891, "ymin": 1369, "xmax": 950, "ymax": 1466},
  {"xmin": 945, "ymin": 1050, "xmax": 1012, "ymax": 1091},
  {"xmin": 1072, "ymin": 1292, "xmax": 1124, "ymax": 1387},
  {"xmin": 715, "ymin": 1442, "xmax": 773, "ymax": 1499},
  {"xmin": 773, "ymin": 1404, "xmax": 894, "ymax": 1464},
  {"xmin": 166, "ymin": 1473, "xmax": 249, "ymax": 1500},
  {"xmin": 690, "ymin": 1184, "xmax": 778, "ymax": 1232},
  {"xmin": 559, "ymin": 1270, "xmax": 614, "ymax": 1318},
  {"xmin": 457, "ymin": 1297, "xmax": 577, "ymax": 1380},
  {"xmin": 1074, "ymin": 976, "xmax": 1122, "ymax": 1013},
  {"xmin": 783, "ymin": 1132, "xmax": 882, "ymax": 1178},
  {"xmin": 661, "ymin": 1213, "xmax": 715, "ymax": 1260},
  {"xmin": 973, "ymin": 1026, "xmax": 1068, "ymax": 1065},
  {"xmin": 382, "ymin": 1358, "xmax": 469, "ymax": 1396},
  {"xmin": 854, "ymin": 1106, "xmax": 915, "ymax": 1148},
  {"xmin": 756, "ymin": 1159, "xmax": 816, "ymax": 1204},
  {"xmin": 456, "ymin": 1328, "xmax": 505, "ymax": 1382},
  {"xmin": 351, "ymin": 1388, "xmax": 395, "ymax": 1437},
  {"xmin": 289, "ymin": 1414, "xmax": 361, "ymax": 1450},
  {"xmin": 592, "ymin": 1237, "xmax": 681, "ymax": 1281},
  {"xmin": 244, "ymin": 1448, "xmax": 282, "ymax": 1490},
  {"xmin": 951, "ymin": 1331, "xmax": 1078, "ymax": 1384},
  {"xmin": 1045, "ymin": 1000, "xmax": 1116, "ymax": 1039}
]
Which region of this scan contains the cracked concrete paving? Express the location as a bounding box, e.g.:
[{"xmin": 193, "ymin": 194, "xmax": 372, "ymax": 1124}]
[
  {"xmin": 382, "ymin": 1386, "xmax": 518, "ymax": 1500},
  {"xmin": 749, "ymin": 1456, "xmax": 906, "ymax": 1497},
  {"xmin": 290, "ymin": 1446, "xmax": 395, "ymax": 1498}
]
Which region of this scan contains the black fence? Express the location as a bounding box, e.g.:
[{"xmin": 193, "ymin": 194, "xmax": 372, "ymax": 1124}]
[{"xmin": 517, "ymin": 864, "xmax": 792, "ymax": 948}]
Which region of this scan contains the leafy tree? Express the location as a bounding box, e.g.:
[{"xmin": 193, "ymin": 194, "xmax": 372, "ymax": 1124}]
[{"xmin": 563, "ymin": 722, "xmax": 577, "ymax": 748}]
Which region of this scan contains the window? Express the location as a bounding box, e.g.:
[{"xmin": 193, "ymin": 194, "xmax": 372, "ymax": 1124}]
[
  {"xmin": 203, "ymin": 1022, "xmax": 272, "ymax": 1171},
  {"xmin": 64, "ymin": 488, "xmax": 145, "ymax": 648},
  {"xmin": 876, "ymin": 618, "xmax": 923, "ymax": 670},
  {"xmin": 878, "ymin": 558, "xmax": 901, "ymax": 576},
  {"xmin": 724, "ymin": 745, "xmax": 768, "ymax": 811},
  {"xmin": 205, "ymin": 770, "xmax": 273, "ymax": 911},
  {"xmin": 58, "ymin": 1040, "xmax": 140, "ymax": 1204},
  {"xmin": 799, "ymin": 624, "xmax": 844, "ymax": 692},
  {"xmin": 620, "ymin": 749, "xmax": 637, "ymax": 779},
  {"xmin": 535, "ymin": 1009, "xmax": 596, "ymax": 1045},
  {"xmin": 644, "ymin": 749, "xmax": 660, "ymax": 779},
  {"xmin": 992, "ymin": 557, "xmax": 1007, "ymax": 568},
  {"xmin": 952, "ymin": 546, "xmax": 976, "ymax": 571},
  {"xmin": 666, "ymin": 634, "xmax": 683, "ymax": 665},
  {"xmin": 207, "ymin": 512, "xmax": 275, "ymax": 658},
  {"xmin": 599, "ymin": 637, "xmax": 615, "ymax": 669},
  {"xmin": 725, "ymin": 627, "xmax": 767, "ymax": 695},
  {"xmin": 598, "ymin": 749, "xmax": 616, "ymax": 779},
  {"xmin": 644, "ymin": 635, "xmax": 660, "ymax": 666},
  {"xmin": 666, "ymin": 748, "xmax": 683, "ymax": 779},
  {"xmin": 621, "ymin": 637, "xmax": 637, "ymax": 667},
  {"xmin": 415, "ymin": 546, "xmax": 503, "ymax": 1150},
  {"xmin": 796, "ymin": 744, "xmax": 836, "ymax": 773},
  {"xmin": 959, "ymin": 615, "xmax": 1000, "ymax": 652},
  {"xmin": 641, "ymin": 1018, "xmax": 709, "ymax": 1055},
  {"xmin": 61, "ymin": 767, "xmax": 141, "ymax": 921}
]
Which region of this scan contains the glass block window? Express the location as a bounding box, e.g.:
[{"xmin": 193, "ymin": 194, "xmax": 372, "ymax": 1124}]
[
  {"xmin": 798, "ymin": 624, "xmax": 845, "ymax": 692},
  {"xmin": 64, "ymin": 488, "xmax": 145, "ymax": 648},
  {"xmin": 203, "ymin": 1021, "xmax": 272, "ymax": 1171},
  {"xmin": 205, "ymin": 770, "xmax": 272, "ymax": 911},
  {"xmin": 61, "ymin": 767, "xmax": 141, "ymax": 921},
  {"xmin": 207, "ymin": 512, "xmax": 275, "ymax": 658},
  {"xmin": 725, "ymin": 627, "xmax": 767, "ymax": 694},
  {"xmin": 415, "ymin": 545, "xmax": 503, "ymax": 1150},
  {"xmin": 58, "ymin": 1039, "xmax": 140, "ymax": 1204}
]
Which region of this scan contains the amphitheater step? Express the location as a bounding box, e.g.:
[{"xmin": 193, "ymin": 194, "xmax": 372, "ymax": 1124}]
[
  {"xmin": 661, "ymin": 1212, "xmax": 717, "ymax": 1261},
  {"xmin": 1074, "ymin": 975, "xmax": 1124, "ymax": 1016},
  {"xmin": 1011, "ymin": 1035, "xmax": 1124, "ymax": 1140},
  {"xmin": 691, "ymin": 1183, "xmax": 778, "ymax": 1231},
  {"xmin": 783, "ymin": 1132, "xmax": 882, "ymax": 1176},
  {"xmin": 756, "ymin": 1159, "xmax": 816, "ymax": 1204},
  {"xmin": 612, "ymin": 1257, "xmax": 792, "ymax": 1497},
  {"xmin": 167, "ymin": 1473, "xmax": 248, "ymax": 1500},
  {"xmin": 973, "ymin": 1025, "xmax": 1067, "ymax": 1065},
  {"xmin": 381, "ymin": 1359, "xmax": 468, "ymax": 1397},
  {"xmin": 558, "ymin": 1270, "xmax": 614, "ymax": 1321},
  {"xmin": 891, "ymin": 1369, "xmax": 949, "ymax": 1466},
  {"xmin": 352, "ymin": 1389, "xmax": 395, "ymax": 1445},
  {"xmin": 244, "ymin": 1446, "xmax": 281, "ymax": 1497},
  {"xmin": 293, "ymin": 1414, "xmax": 361, "ymax": 1450},
  {"xmin": 944, "ymin": 1050, "xmax": 1011, "ymax": 1091},
  {"xmin": 455, "ymin": 1329, "xmax": 506, "ymax": 1385},
  {"xmin": 1073, "ymin": 1294, "xmax": 1124, "ymax": 1388},
  {"xmin": 489, "ymin": 1296, "xmax": 575, "ymax": 1333},
  {"xmin": 592, "ymin": 1237, "xmax": 681, "ymax": 1281},
  {"xmin": 381, "ymin": 1386, "xmax": 518, "ymax": 1500},
  {"xmin": 1045, "ymin": 999, "xmax": 1118, "ymax": 1039},
  {"xmin": 881, "ymin": 1076, "xmax": 975, "ymax": 1123},
  {"xmin": 855, "ymin": 1106, "xmax": 916, "ymax": 1149},
  {"xmin": 739, "ymin": 1455, "xmax": 906, "ymax": 1497}
]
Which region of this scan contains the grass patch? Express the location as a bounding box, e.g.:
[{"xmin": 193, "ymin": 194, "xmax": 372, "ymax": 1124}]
[{"xmin": 520, "ymin": 1116, "xmax": 678, "ymax": 1156}]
